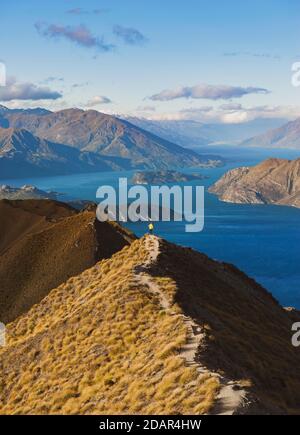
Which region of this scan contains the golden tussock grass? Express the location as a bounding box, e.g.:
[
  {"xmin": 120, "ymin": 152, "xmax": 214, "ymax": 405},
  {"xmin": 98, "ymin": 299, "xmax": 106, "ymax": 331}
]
[
  {"xmin": 153, "ymin": 239, "xmax": 300, "ymax": 414},
  {"xmin": 0, "ymin": 237, "xmax": 219, "ymax": 415}
]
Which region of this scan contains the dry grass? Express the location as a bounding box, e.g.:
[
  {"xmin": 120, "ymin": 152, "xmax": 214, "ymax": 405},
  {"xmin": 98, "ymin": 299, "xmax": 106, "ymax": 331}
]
[
  {"xmin": 0, "ymin": 200, "xmax": 134, "ymax": 324},
  {"xmin": 153, "ymin": 239, "xmax": 300, "ymax": 414},
  {"xmin": 0, "ymin": 237, "xmax": 219, "ymax": 415}
]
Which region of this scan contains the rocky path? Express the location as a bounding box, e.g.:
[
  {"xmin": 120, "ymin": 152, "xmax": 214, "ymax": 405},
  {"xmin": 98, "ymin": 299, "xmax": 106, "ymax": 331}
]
[{"xmin": 134, "ymin": 235, "xmax": 247, "ymax": 415}]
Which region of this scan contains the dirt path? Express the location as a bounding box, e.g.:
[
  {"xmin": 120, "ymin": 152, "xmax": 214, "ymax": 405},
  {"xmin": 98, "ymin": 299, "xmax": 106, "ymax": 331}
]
[{"xmin": 134, "ymin": 234, "xmax": 247, "ymax": 415}]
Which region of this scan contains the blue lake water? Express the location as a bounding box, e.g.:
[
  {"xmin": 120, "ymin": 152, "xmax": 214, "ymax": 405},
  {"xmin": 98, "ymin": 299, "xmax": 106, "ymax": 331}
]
[{"xmin": 1, "ymin": 146, "xmax": 300, "ymax": 308}]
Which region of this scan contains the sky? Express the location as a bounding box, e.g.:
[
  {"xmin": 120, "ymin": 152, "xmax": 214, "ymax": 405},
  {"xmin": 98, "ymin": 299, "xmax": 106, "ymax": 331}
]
[{"xmin": 1, "ymin": 0, "xmax": 300, "ymax": 123}]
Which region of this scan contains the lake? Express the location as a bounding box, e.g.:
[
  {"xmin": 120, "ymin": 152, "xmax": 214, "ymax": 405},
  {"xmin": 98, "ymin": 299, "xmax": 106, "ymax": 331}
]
[{"xmin": 1, "ymin": 145, "xmax": 300, "ymax": 308}]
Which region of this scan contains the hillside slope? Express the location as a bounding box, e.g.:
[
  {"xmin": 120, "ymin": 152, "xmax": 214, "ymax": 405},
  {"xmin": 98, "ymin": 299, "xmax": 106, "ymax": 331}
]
[
  {"xmin": 209, "ymin": 158, "xmax": 300, "ymax": 208},
  {"xmin": 0, "ymin": 235, "xmax": 299, "ymax": 414},
  {"xmin": 0, "ymin": 127, "xmax": 125, "ymax": 178},
  {"xmin": 242, "ymin": 117, "xmax": 300, "ymax": 149},
  {"xmin": 1, "ymin": 108, "xmax": 223, "ymax": 170},
  {"xmin": 0, "ymin": 200, "xmax": 134, "ymax": 323},
  {"xmin": 125, "ymin": 117, "xmax": 287, "ymax": 147},
  {"xmin": 0, "ymin": 199, "xmax": 76, "ymax": 255}
]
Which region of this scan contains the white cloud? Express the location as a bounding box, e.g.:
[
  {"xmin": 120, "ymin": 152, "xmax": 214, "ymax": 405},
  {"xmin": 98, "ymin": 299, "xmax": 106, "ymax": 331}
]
[
  {"xmin": 0, "ymin": 76, "xmax": 62, "ymax": 102},
  {"xmin": 4, "ymin": 99, "xmax": 68, "ymax": 111},
  {"xmin": 221, "ymin": 111, "xmax": 250, "ymax": 124},
  {"xmin": 149, "ymin": 84, "xmax": 270, "ymax": 101},
  {"xmin": 131, "ymin": 104, "xmax": 300, "ymax": 124},
  {"xmin": 217, "ymin": 105, "xmax": 300, "ymax": 124},
  {"xmin": 85, "ymin": 96, "xmax": 112, "ymax": 107},
  {"xmin": 219, "ymin": 103, "xmax": 243, "ymax": 111}
]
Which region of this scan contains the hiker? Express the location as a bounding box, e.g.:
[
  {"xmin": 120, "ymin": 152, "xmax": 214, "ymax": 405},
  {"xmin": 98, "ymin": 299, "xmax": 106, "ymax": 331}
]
[{"xmin": 148, "ymin": 222, "xmax": 154, "ymax": 235}]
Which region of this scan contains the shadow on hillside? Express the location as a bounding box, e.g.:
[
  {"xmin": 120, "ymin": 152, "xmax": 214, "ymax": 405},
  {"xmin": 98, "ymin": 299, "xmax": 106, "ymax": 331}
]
[{"xmin": 148, "ymin": 238, "xmax": 300, "ymax": 414}]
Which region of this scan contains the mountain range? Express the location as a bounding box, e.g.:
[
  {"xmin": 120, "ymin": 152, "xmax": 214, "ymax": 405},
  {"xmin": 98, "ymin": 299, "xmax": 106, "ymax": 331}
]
[
  {"xmin": 242, "ymin": 117, "xmax": 300, "ymax": 149},
  {"xmin": 0, "ymin": 199, "xmax": 300, "ymax": 414},
  {"xmin": 0, "ymin": 107, "xmax": 223, "ymax": 179},
  {"xmin": 0, "ymin": 127, "xmax": 124, "ymax": 178},
  {"xmin": 125, "ymin": 117, "xmax": 287, "ymax": 147},
  {"xmin": 1, "ymin": 103, "xmax": 298, "ymax": 181},
  {"xmin": 209, "ymin": 158, "xmax": 300, "ymax": 208}
]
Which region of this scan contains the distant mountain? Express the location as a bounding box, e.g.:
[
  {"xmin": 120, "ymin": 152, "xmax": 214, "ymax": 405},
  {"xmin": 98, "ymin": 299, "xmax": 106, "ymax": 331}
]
[
  {"xmin": 0, "ymin": 106, "xmax": 51, "ymax": 116},
  {"xmin": 0, "ymin": 127, "xmax": 124, "ymax": 178},
  {"xmin": 0, "ymin": 184, "xmax": 58, "ymax": 200},
  {"xmin": 0, "ymin": 108, "xmax": 223, "ymax": 171},
  {"xmin": 125, "ymin": 117, "xmax": 287, "ymax": 147},
  {"xmin": 204, "ymin": 118, "xmax": 288, "ymax": 144},
  {"xmin": 209, "ymin": 158, "xmax": 300, "ymax": 208},
  {"xmin": 124, "ymin": 118, "xmax": 210, "ymax": 147},
  {"xmin": 242, "ymin": 118, "xmax": 300, "ymax": 149}
]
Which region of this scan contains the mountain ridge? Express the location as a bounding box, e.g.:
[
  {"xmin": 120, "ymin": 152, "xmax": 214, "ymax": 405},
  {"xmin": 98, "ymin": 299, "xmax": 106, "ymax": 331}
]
[
  {"xmin": 124, "ymin": 116, "xmax": 288, "ymax": 147},
  {"xmin": 1, "ymin": 231, "xmax": 300, "ymax": 414},
  {"xmin": 0, "ymin": 127, "xmax": 126, "ymax": 178},
  {"xmin": 242, "ymin": 117, "xmax": 300, "ymax": 149},
  {"xmin": 0, "ymin": 108, "xmax": 223, "ymax": 176},
  {"xmin": 0, "ymin": 199, "xmax": 135, "ymax": 323}
]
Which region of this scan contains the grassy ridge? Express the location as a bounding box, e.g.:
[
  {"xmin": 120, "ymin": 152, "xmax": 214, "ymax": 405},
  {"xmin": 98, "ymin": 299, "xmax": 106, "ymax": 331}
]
[{"xmin": 0, "ymin": 238, "xmax": 219, "ymax": 415}]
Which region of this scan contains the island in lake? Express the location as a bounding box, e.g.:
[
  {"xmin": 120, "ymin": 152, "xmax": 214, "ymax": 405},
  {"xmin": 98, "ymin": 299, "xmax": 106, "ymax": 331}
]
[{"xmin": 132, "ymin": 170, "xmax": 208, "ymax": 185}]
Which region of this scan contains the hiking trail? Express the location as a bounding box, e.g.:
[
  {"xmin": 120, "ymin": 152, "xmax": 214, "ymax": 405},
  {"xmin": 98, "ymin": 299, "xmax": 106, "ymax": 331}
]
[{"xmin": 134, "ymin": 234, "xmax": 247, "ymax": 415}]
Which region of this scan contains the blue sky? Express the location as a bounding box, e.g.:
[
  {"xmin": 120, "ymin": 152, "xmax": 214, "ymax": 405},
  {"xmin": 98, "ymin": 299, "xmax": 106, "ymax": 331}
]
[{"xmin": 1, "ymin": 0, "xmax": 300, "ymax": 123}]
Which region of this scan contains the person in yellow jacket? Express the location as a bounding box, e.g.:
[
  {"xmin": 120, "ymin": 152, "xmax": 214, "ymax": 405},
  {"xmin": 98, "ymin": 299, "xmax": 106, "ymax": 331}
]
[{"xmin": 148, "ymin": 222, "xmax": 154, "ymax": 235}]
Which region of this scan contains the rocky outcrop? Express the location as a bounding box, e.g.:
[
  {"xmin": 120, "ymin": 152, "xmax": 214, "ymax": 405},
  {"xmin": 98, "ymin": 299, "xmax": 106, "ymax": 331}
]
[{"xmin": 209, "ymin": 158, "xmax": 300, "ymax": 208}]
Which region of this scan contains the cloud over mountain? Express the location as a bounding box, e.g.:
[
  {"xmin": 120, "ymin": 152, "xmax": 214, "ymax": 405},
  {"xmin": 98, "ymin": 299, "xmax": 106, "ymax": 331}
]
[
  {"xmin": 0, "ymin": 77, "xmax": 62, "ymax": 102},
  {"xmin": 149, "ymin": 84, "xmax": 270, "ymax": 101},
  {"xmin": 129, "ymin": 103, "xmax": 297, "ymax": 128},
  {"xmin": 85, "ymin": 95, "xmax": 112, "ymax": 107}
]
